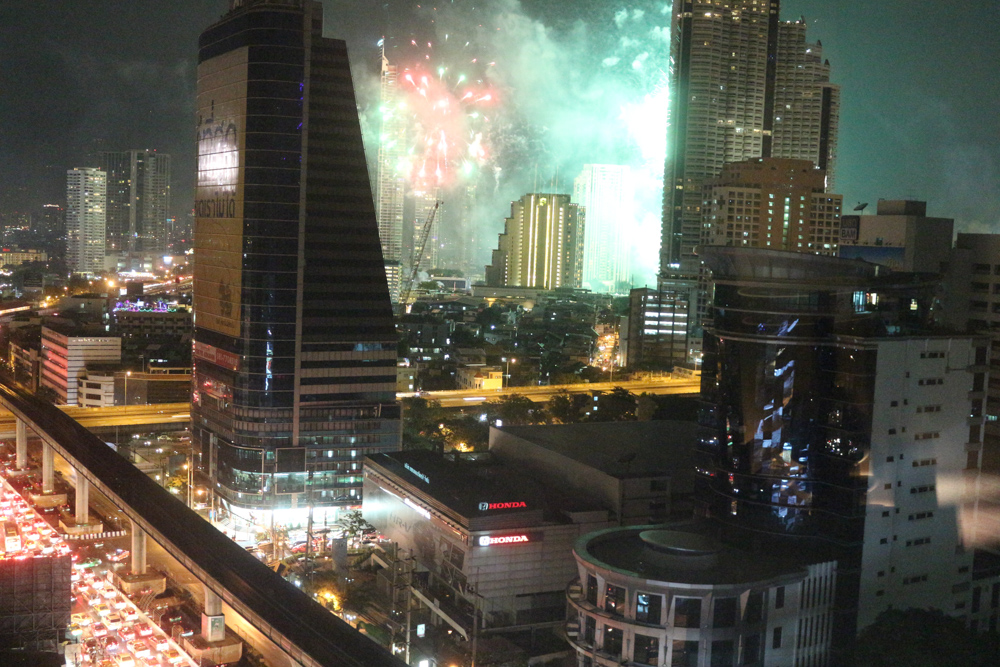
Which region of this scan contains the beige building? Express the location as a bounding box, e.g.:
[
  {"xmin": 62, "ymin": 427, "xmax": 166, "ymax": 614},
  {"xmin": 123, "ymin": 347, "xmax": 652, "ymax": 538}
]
[
  {"xmin": 838, "ymin": 200, "xmax": 953, "ymax": 273},
  {"xmin": 701, "ymin": 158, "xmax": 842, "ymax": 253},
  {"xmin": 456, "ymin": 365, "xmax": 502, "ymax": 391},
  {"xmin": 485, "ymin": 193, "xmax": 585, "ymax": 290}
]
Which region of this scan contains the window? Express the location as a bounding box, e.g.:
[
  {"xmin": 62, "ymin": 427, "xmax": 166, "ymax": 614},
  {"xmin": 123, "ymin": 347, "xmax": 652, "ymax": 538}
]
[
  {"xmin": 914, "ymin": 432, "xmax": 940, "ymax": 440},
  {"xmin": 910, "ymin": 485, "xmax": 936, "ymax": 494},
  {"xmin": 775, "ymin": 586, "xmax": 785, "ymax": 609},
  {"xmin": 743, "ymin": 633, "xmax": 761, "ymax": 665},
  {"xmin": 674, "ymin": 597, "xmax": 702, "ymax": 628},
  {"xmin": 905, "ymin": 537, "xmax": 931, "ymax": 547},
  {"xmin": 634, "ymin": 634, "xmax": 659, "ymax": 666},
  {"xmin": 912, "ymin": 458, "xmax": 937, "ymax": 467},
  {"xmin": 745, "ymin": 591, "xmax": 764, "ymax": 624},
  {"xmin": 909, "ymin": 511, "xmax": 934, "ymax": 520},
  {"xmin": 772, "ymin": 626, "xmax": 782, "ymax": 649},
  {"xmin": 710, "ymin": 640, "xmax": 734, "ymax": 667},
  {"xmin": 713, "ymin": 597, "xmax": 737, "ymax": 628},
  {"xmin": 586, "ymin": 575, "xmax": 598, "ymax": 605},
  {"xmin": 603, "ymin": 626, "xmax": 623, "ymax": 657},
  {"xmin": 672, "ymin": 639, "xmax": 699, "ymax": 667},
  {"xmin": 605, "ymin": 584, "xmax": 625, "ymax": 616},
  {"xmin": 636, "ymin": 593, "xmax": 662, "ymax": 625},
  {"xmin": 903, "ymin": 574, "xmax": 929, "ymax": 585},
  {"xmin": 583, "ymin": 615, "xmax": 595, "ymax": 645},
  {"xmin": 917, "ymin": 378, "xmax": 943, "ymax": 386}
]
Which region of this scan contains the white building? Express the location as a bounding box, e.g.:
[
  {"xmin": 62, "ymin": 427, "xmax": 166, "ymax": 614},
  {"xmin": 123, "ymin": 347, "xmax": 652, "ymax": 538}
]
[
  {"xmin": 66, "ymin": 168, "xmax": 107, "ymax": 275},
  {"xmin": 567, "ymin": 526, "xmax": 836, "ymax": 667},
  {"xmin": 40, "ymin": 325, "xmax": 121, "ymax": 405},
  {"xmin": 573, "ymin": 165, "xmax": 632, "ymax": 293}
]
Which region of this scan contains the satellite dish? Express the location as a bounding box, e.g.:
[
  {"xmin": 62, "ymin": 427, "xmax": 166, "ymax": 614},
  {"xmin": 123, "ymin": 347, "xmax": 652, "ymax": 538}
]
[{"xmin": 854, "ymin": 202, "xmax": 869, "ymax": 212}]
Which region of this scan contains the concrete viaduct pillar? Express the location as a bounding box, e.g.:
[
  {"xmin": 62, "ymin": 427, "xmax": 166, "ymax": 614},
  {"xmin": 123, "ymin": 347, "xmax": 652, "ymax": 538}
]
[
  {"xmin": 75, "ymin": 474, "xmax": 89, "ymax": 525},
  {"xmin": 42, "ymin": 443, "xmax": 55, "ymax": 494},
  {"xmin": 130, "ymin": 519, "xmax": 147, "ymax": 575},
  {"xmin": 15, "ymin": 418, "xmax": 27, "ymax": 469},
  {"xmin": 202, "ymin": 589, "xmax": 226, "ymax": 642}
]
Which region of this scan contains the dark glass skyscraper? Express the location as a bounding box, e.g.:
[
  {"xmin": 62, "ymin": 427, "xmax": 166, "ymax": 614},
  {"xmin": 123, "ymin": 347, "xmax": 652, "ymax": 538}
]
[{"xmin": 192, "ymin": 0, "xmax": 399, "ymax": 517}]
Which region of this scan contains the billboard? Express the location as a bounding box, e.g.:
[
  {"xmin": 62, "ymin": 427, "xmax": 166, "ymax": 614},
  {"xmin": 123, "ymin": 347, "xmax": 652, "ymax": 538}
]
[{"xmin": 194, "ymin": 47, "xmax": 247, "ymax": 338}]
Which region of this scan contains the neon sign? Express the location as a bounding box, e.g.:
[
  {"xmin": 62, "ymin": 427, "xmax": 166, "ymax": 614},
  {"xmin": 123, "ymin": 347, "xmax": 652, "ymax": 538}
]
[
  {"xmin": 477, "ymin": 501, "xmax": 527, "ymax": 511},
  {"xmin": 404, "ymin": 463, "xmax": 430, "ymax": 484},
  {"xmin": 478, "ymin": 534, "xmax": 529, "ymax": 546}
]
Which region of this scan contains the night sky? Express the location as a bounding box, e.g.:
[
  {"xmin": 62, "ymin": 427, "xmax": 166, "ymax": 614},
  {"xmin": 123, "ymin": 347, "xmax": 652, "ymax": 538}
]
[{"xmin": 2, "ymin": 1, "xmax": 998, "ymax": 238}]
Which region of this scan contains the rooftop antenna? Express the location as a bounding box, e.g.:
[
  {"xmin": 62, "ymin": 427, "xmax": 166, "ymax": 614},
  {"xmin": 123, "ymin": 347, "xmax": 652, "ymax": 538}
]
[{"xmin": 853, "ymin": 202, "xmax": 869, "ymax": 213}]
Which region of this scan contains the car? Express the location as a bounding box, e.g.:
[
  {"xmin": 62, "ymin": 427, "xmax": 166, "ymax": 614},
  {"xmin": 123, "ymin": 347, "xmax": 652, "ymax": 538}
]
[
  {"xmin": 85, "ymin": 637, "xmax": 100, "ymax": 653},
  {"xmin": 103, "ymin": 587, "xmax": 118, "ymax": 600},
  {"xmin": 91, "ymin": 622, "xmax": 108, "ymax": 638},
  {"xmin": 101, "ymin": 635, "xmax": 121, "ymax": 654},
  {"xmin": 118, "ymin": 625, "xmax": 137, "ymax": 642},
  {"xmin": 164, "ymin": 649, "xmax": 183, "ymax": 665},
  {"xmin": 77, "ymin": 557, "xmax": 101, "ymax": 570},
  {"xmin": 68, "ymin": 623, "xmax": 83, "ymax": 638},
  {"xmin": 154, "ymin": 637, "xmax": 170, "ymax": 652},
  {"xmin": 114, "ymin": 598, "xmax": 129, "ymax": 611},
  {"xmin": 105, "ymin": 612, "xmax": 123, "ymax": 631},
  {"xmin": 135, "ymin": 622, "xmax": 152, "ymax": 637},
  {"xmin": 123, "ymin": 607, "xmax": 138, "ymax": 621},
  {"xmin": 106, "ymin": 549, "xmax": 130, "ymax": 563},
  {"xmin": 94, "ymin": 603, "xmax": 111, "ymax": 617},
  {"xmin": 71, "ymin": 612, "xmax": 92, "ymax": 627},
  {"xmin": 129, "ymin": 639, "xmax": 151, "ymax": 658},
  {"xmin": 114, "ymin": 655, "xmax": 135, "ymax": 667}
]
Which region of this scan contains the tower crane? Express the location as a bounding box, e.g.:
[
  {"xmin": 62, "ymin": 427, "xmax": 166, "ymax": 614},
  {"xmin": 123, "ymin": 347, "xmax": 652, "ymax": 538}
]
[{"xmin": 397, "ymin": 199, "xmax": 442, "ymax": 315}]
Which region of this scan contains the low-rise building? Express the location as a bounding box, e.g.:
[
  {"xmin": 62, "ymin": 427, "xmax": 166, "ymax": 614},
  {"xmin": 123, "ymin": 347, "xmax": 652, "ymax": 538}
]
[
  {"xmin": 456, "ymin": 365, "xmax": 502, "ymax": 391},
  {"xmin": 40, "ymin": 324, "xmax": 121, "ymax": 405},
  {"xmin": 567, "ymin": 525, "xmax": 836, "ymax": 667}
]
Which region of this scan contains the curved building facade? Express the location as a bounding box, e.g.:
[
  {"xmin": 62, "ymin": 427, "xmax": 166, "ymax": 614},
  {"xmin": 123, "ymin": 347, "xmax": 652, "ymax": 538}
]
[
  {"xmin": 566, "ymin": 525, "xmax": 835, "ymax": 667},
  {"xmin": 192, "ymin": 0, "xmax": 399, "ymax": 515}
]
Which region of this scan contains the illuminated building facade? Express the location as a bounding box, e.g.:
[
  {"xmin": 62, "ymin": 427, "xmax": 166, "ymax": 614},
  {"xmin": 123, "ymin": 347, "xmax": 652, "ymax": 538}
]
[
  {"xmin": 573, "ymin": 164, "xmax": 632, "ymax": 294},
  {"xmin": 100, "ymin": 150, "xmax": 172, "ymax": 254},
  {"xmin": 65, "ymin": 167, "xmax": 106, "ymax": 276},
  {"xmin": 192, "ymin": 0, "xmax": 399, "ymax": 518},
  {"xmin": 363, "ymin": 450, "xmax": 612, "ymax": 631},
  {"xmin": 485, "ymin": 193, "xmax": 585, "ymax": 291},
  {"xmin": 375, "ymin": 55, "xmax": 405, "ymax": 300},
  {"xmin": 697, "ymin": 246, "xmax": 997, "ymax": 651},
  {"xmin": 661, "ymin": 2, "xmax": 838, "ymax": 277}
]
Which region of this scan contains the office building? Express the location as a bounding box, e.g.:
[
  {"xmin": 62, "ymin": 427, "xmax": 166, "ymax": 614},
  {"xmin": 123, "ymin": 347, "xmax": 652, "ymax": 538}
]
[
  {"xmin": 697, "ymin": 246, "xmax": 997, "ymax": 652},
  {"xmin": 192, "ymin": 0, "xmax": 399, "ymax": 520},
  {"xmin": 100, "ymin": 150, "xmax": 171, "ymax": 254},
  {"xmin": 661, "ymin": 3, "xmax": 838, "ymax": 277},
  {"xmin": 573, "ymin": 165, "xmax": 632, "ymax": 294},
  {"xmin": 65, "ymin": 167, "xmax": 106, "ymax": 276},
  {"xmin": 485, "ymin": 194, "xmax": 585, "ymax": 291},
  {"xmin": 375, "ymin": 55, "xmax": 406, "ymax": 300},
  {"xmin": 40, "ymin": 323, "xmax": 122, "ymax": 405},
  {"xmin": 363, "ymin": 450, "xmax": 613, "ymax": 632},
  {"xmin": 839, "ymin": 199, "xmax": 953, "ymax": 273}
]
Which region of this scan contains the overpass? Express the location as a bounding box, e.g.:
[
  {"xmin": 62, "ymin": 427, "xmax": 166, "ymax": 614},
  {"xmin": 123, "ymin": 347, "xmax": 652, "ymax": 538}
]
[{"xmin": 0, "ymin": 381, "xmax": 401, "ymax": 667}]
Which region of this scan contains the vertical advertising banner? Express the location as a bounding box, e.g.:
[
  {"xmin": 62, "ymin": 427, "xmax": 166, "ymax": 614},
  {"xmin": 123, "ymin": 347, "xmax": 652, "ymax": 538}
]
[{"xmin": 194, "ymin": 47, "xmax": 247, "ymax": 338}]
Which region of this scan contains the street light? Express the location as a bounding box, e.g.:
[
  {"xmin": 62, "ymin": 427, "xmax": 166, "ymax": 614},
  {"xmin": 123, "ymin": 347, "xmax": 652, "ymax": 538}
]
[
  {"xmin": 503, "ymin": 357, "xmax": 516, "ymax": 389},
  {"xmin": 123, "ymin": 370, "xmax": 131, "ymax": 411}
]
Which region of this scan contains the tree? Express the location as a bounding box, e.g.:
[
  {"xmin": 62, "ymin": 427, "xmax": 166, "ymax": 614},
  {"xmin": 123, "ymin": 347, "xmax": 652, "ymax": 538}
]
[
  {"xmin": 337, "ymin": 510, "xmax": 376, "ymax": 542},
  {"xmin": 546, "ymin": 390, "xmax": 588, "ymax": 424},
  {"xmin": 484, "ymin": 393, "xmax": 537, "ymax": 426},
  {"xmin": 401, "ymin": 396, "xmax": 447, "ymax": 451},
  {"xmin": 589, "ymin": 387, "xmax": 637, "ymax": 422},
  {"xmin": 440, "ymin": 416, "xmax": 490, "ymax": 451},
  {"xmin": 854, "ymin": 608, "xmax": 999, "ymax": 667}
]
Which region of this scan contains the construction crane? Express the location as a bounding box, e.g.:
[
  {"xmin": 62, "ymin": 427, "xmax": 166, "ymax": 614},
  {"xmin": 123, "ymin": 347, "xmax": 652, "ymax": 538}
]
[{"xmin": 397, "ymin": 199, "xmax": 442, "ymax": 315}]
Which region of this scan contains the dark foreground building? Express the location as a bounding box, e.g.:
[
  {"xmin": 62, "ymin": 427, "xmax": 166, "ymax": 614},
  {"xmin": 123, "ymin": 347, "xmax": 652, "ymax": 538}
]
[{"xmin": 192, "ymin": 0, "xmax": 399, "ymax": 519}]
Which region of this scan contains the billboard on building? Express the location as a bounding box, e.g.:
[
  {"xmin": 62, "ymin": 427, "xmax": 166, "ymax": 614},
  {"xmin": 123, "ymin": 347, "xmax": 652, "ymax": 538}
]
[{"xmin": 194, "ymin": 47, "xmax": 247, "ymax": 338}]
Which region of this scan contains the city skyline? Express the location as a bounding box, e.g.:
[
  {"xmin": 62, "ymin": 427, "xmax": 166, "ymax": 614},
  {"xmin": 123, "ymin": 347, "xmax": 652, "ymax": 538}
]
[{"xmin": 2, "ymin": 1, "xmax": 998, "ymax": 288}]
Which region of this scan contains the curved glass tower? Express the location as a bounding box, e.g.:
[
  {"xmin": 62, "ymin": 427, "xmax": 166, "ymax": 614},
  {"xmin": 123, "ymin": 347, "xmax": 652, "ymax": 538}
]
[
  {"xmin": 697, "ymin": 246, "xmax": 937, "ymax": 545},
  {"xmin": 192, "ymin": 0, "xmax": 399, "ymax": 517}
]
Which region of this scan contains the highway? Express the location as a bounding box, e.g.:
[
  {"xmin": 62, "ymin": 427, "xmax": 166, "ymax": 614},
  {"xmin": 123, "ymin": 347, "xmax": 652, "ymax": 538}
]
[
  {"xmin": 408, "ymin": 375, "xmax": 701, "ymax": 407},
  {"xmin": 0, "ymin": 403, "xmax": 190, "ymax": 437},
  {"xmin": 0, "ymin": 378, "xmax": 699, "ymax": 431}
]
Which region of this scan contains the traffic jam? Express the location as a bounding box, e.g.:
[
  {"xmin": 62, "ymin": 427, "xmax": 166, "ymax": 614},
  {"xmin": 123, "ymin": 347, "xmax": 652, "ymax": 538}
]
[{"xmin": 1, "ymin": 481, "xmax": 198, "ymax": 667}]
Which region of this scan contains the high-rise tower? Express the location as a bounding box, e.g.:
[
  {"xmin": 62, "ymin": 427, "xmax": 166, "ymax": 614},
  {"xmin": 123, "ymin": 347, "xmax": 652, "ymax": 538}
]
[
  {"xmin": 661, "ymin": 2, "xmax": 838, "ymax": 277},
  {"xmin": 100, "ymin": 150, "xmax": 171, "ymax": 255},
  {"xmin": 375, "ymin": 54, "xmax": 406, "ymax": 300},
  {"xmin": 192, "ymin": 0, "xmax": 399, "ymax": 520},
  {"xmin": 65, "ymin": 167, "xmax": 106, "ymax": 275},
  {"xmin": 573, "ymin": 164, "xmax": 633, "ymax": 294},
  {"xmin": 485, "ymin": 193, "xmax": 585, "ymax": 291}
]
